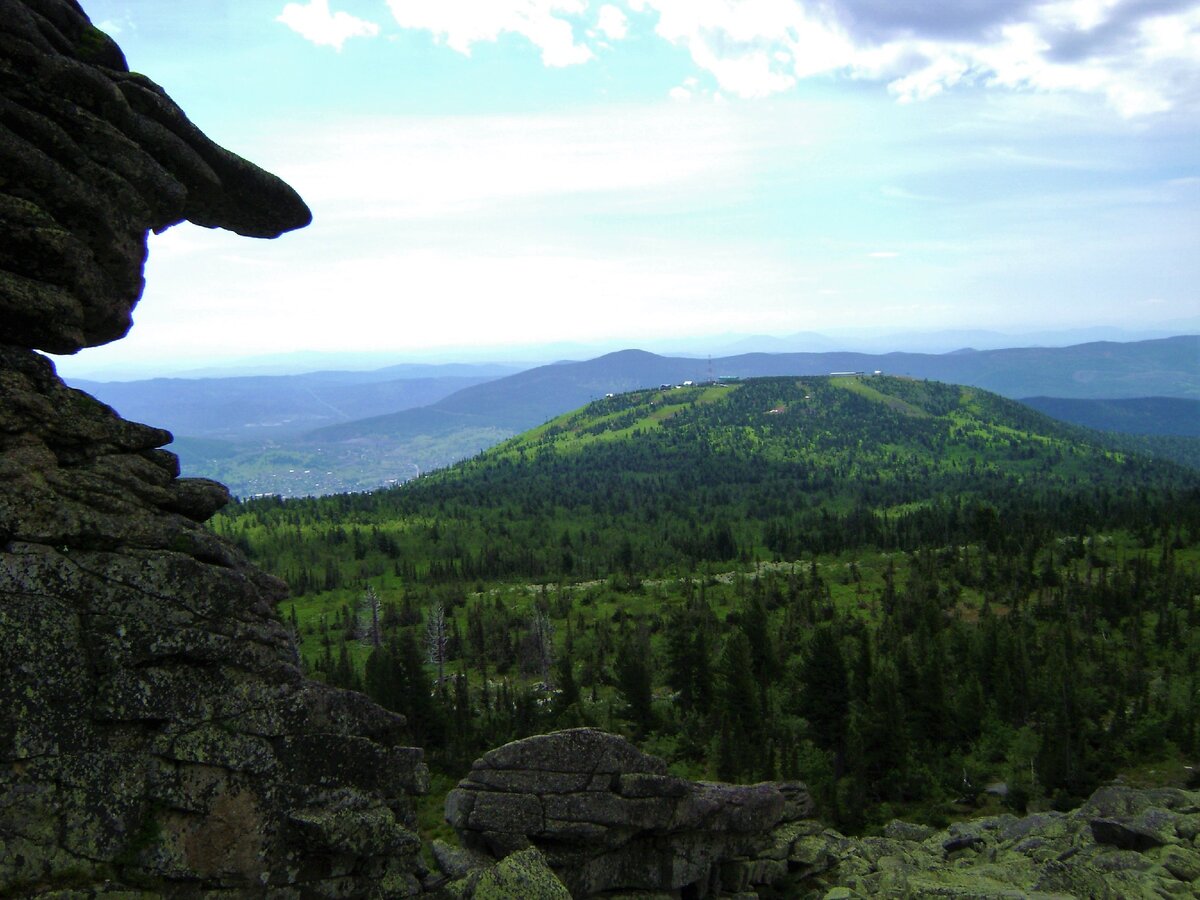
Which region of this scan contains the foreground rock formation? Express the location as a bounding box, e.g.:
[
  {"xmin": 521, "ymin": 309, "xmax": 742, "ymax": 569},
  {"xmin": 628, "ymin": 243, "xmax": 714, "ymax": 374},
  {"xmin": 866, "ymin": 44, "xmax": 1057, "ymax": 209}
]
[
  {"xmin": 438, "ymin": 732, "xmax": 1200, "ymax": 898},
  {"xmin": 444, "ymin": 728, "xmax": 814, "ymax": 897},
  {"xmin": 1, "ymin": 1, "xmax": 429, "ymax": 895}
]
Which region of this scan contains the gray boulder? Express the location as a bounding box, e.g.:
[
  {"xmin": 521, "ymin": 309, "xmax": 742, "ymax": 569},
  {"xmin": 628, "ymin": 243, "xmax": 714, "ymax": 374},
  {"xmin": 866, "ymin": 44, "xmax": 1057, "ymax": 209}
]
[{"xmin": 446, "ymin": 729, "xmax": 813, "ymax": 897}]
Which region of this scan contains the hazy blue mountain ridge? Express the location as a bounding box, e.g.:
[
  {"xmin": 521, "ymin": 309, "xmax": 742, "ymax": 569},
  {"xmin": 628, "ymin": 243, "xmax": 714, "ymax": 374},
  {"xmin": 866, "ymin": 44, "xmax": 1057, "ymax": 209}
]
[
  {"xmin": 307, "ymin": 337, "xmax": 1199, "ymax": 445},
  {"xmin": 68, "ymin": 369, "xmax": 516, "ymax": 439},
  {"xmin": 1021, "ymin": 396, "xmax": 1200, "ymax": 436}
]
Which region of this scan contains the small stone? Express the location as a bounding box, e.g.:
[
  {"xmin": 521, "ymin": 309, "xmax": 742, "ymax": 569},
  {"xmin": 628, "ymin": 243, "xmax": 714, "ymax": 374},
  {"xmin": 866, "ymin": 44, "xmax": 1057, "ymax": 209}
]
[
  {"xmin": 471, "ymin": 848, "xmax": 571, "ymax": 899},
  {"xmin": 1161, "ymin": 845, "xmax": 1200, "ymax": 882},
  {"xmin": 1091, "ymin": 816, "xmax": 1171, "ymax": 851},
  {"xmin": 943, "ymin": 833, "xmax": 985, "ymax": 855}
]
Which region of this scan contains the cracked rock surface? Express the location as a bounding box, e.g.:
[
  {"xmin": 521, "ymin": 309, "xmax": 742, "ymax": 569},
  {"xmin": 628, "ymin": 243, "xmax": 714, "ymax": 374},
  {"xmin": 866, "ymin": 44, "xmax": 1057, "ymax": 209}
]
[
  {"xmin": 0, "ymin": 1, "xmax": 428, "ymax": 896},
  {"xmin": 444, "ymin": 729, "xmax": 814, "ymax": 897}
]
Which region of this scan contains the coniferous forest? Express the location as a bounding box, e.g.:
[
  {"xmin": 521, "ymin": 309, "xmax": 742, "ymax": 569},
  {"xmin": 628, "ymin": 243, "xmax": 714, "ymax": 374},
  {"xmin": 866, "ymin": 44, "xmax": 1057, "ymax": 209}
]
[{"xmin": 212, "ymin": 376, "xmax": 1200, "ymax": 832}]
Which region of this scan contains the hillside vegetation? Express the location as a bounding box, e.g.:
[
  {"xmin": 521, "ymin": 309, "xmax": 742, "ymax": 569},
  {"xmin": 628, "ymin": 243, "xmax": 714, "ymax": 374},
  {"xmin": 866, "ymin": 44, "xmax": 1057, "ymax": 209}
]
[
  {"xmin": 96, "ymin": 337, "xmax": 1200, "ymax": 497},
  {"xmin": 214, "ymin": 375, "xmax": 1200, "ymax": 831}
]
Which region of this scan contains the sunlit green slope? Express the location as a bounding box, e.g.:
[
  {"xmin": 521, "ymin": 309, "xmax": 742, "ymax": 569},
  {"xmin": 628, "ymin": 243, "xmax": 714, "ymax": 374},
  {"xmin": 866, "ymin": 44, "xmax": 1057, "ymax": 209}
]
[
  {"xmin": 231, "ymin": 375, "xmax": 1197, "ymax": 583},
  {"xmin": 214, "ymin": 375, "xmax": 1200, "ymax": 832}
]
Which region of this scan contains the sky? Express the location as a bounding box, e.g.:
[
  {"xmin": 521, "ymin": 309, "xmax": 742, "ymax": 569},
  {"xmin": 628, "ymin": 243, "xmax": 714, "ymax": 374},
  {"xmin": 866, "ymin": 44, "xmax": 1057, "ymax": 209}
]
[{"xmin": 56, "ymin": 0, "xmax": 1200, "ymax": 377}]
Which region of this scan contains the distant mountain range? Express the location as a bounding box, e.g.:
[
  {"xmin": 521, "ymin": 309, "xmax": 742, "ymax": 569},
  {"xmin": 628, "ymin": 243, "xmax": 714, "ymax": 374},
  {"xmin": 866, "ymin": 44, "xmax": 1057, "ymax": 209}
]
[
  {"xmin": 311, "ymin": 337, "xmax": 1200, "ymax": 442},
  {"xmin": 68, "ymin": 363, "xmax": 522, "ymax": 440},
  {"xmin": 66, "ymin": 336, "xmax": 1199, "ymax": 497},
  {"xmin": 1021, "ymin": 396, "xmax": 1200, "ymax": 437},
  {"xmin": 671, "ymin": 322, "xmax": 1200, "ymax": 358},
  {"xmin": 52, "ymin": 320, "xmax": 1200, "ymax": 380}
]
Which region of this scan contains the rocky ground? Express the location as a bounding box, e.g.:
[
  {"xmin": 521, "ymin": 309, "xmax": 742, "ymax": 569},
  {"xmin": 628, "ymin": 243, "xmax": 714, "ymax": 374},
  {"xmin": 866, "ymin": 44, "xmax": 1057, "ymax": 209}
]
[{"xmin": 433, "ymin": 730, "xmax": 1200, "ymax": 899}]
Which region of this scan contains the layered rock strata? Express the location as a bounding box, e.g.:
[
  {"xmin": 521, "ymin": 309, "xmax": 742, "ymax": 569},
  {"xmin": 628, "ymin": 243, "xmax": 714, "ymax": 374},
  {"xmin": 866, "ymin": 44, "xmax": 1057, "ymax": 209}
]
[
  {"xmin": 444, "ymin": 729, "xmax": 814, "ymax": 897},
  {"xmin": 0, "ymin": 0, "xmax": 310, "ymax": 353},
  {"xmin": 1, "ymin": 1, "xmax": 429, "ymax": 895}
]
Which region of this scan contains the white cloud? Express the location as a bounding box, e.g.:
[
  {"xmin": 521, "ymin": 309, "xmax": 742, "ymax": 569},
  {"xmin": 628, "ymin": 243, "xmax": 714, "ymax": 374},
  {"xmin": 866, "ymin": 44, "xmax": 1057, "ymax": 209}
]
[
  {"xmin": 385, "ymin": 0, "xmax": 594, "ymax": 66},
  {"xmin": 627, "ymin": 0, "xmax": 1200, "ymax": 115},
  {"xmin": 668, "ymin": 75, "xmax": 705, "ymax": 101},
  {"xmin": 369, "ymin": 1, "xmax": 1200, "ymax": 113},
  {"xmin": 277, "ymin": 0, "xmax": 380, "ymax": 50},
  {"xmin": 597, "ymin": 4, "xmax": 629, "ymax": 40}
]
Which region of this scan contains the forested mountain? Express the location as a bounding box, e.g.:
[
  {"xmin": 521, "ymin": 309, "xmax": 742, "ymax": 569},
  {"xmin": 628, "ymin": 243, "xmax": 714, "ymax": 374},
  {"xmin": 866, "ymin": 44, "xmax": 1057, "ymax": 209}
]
[
  {"xmin": 311, "ymin": 336, "xmax": 1199, "ymax": 445},
  {"xmin": 156, "ymin": 337, "xmax": 1199, "ymax": 497},
  {"xmin": 316, "ymin": 375, "xmax": 1195, "ymax": 575},
  {"xmin": 1020, "ymin": 396, "xmax": 1200, "ymax": 471},
  {"xmin": 215, "ymin": 375, "xmax": 1200, "ymax": 832}
]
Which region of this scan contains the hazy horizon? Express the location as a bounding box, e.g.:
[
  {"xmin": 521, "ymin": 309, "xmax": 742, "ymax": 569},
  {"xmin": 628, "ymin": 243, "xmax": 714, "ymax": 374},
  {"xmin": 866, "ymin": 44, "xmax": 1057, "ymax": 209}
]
[
  {"xmin": 52, "ymin": 323, "xmax": 1199, "ymax": 382},
  {"xmin": 68, "ymin": 1, "xmax": 1200, "ymax": 377}
]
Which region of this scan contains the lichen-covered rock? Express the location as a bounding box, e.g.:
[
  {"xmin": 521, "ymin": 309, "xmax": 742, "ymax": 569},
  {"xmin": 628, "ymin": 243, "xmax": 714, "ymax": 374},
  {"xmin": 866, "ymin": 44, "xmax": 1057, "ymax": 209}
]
[
  {"xmin": 0, "ymin": 354, "xmax": 431, "ymax": 898},
  {"xmin": 0, "ymin": 0, "xmax": 311, "ymax": 354},
  {"xmin": 445, "ymin": 847, "xmax": 572, "ymax": 900},
  {"xmin": 882, "ymin": 819, "xmax": 936, "ymax": 842},
  {"xmin": 442, "ymin": 747, "xmax": 1198, "ymax": 899},
  {"xmin": 0, "ymin": 2, "xmax": 426, "ymax": 896},
  {"xmin": 432, "ymin": 839, "xmax": 496, "ymax": 881},
  {"xmin": 1160, "ymin": 844, "xmax": 1200, "ymax": 882},
  {"xmin": 446, "ymin": 729, "xmax": 813, "ymax": 897},
  {"xmin": 764, "ymin": 784, "xmax": 1200, "ymax": 900}
]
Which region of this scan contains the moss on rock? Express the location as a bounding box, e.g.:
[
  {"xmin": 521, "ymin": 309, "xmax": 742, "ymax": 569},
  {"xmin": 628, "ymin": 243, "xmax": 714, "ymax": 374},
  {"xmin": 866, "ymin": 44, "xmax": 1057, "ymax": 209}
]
[{"xmin": 471, "ymin": 849, "xmax": 571, "ymax": 900}]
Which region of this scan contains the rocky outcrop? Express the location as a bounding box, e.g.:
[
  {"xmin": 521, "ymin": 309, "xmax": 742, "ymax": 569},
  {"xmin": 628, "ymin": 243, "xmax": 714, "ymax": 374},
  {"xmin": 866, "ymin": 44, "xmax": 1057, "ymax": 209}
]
[
  {"xmin": 765, "ymin": 784, "xmax": 1200, "ymax": 899},
  {"xmin": 440, "ymin": 732, "xmax": 1200, "ymax": 899},
  {"xmin": 1, "ymin": 2, "xmax": 428, "ymax": 896},
  {"xmin": 443, "ymin": 729, "xmax": 814, "ymax": 897},
  {"xmin": 0, "ymin": 346, "xmax": 431, "ymax": 896},
  {"xmin": 0, "ymin": 0, "xmax": 310, "ymax": 355}
]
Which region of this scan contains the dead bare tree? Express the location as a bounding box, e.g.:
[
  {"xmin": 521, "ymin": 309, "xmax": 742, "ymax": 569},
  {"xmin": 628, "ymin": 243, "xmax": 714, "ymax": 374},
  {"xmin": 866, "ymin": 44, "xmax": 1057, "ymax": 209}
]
[
  {"xmin": 425, "ymin": 601, "xmax": 448, "ymax": 684},
  {"xmin": 365, "ymin": 586, "xmax": 382, "ymax": 647},
  {"xmin": 530, "ymin": 611, "xmax": 555, "ymax": 689}
]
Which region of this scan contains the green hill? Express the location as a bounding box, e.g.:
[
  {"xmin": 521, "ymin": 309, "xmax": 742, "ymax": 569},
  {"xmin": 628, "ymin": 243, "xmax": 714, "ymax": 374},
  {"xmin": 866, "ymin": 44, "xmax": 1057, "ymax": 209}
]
[
  {"xmin": 215, "ymin": 375, "xmax": 1200, "ymax": 834},
  {"xmin": 171, "ymin": 337, "xmax": 1197, "ymax": 497},
  {"xmin": 355, "ymin": 375, "xmax": 1196, "ymax": 577}
]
